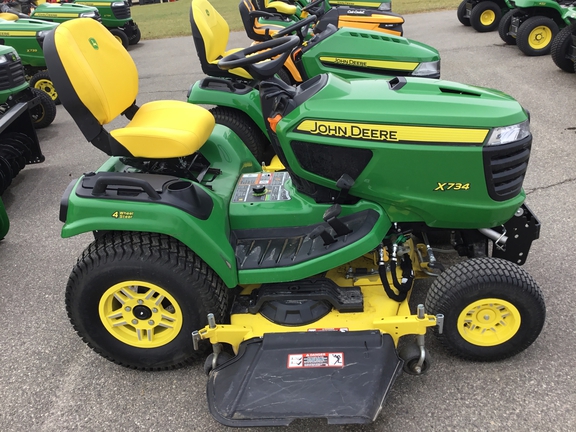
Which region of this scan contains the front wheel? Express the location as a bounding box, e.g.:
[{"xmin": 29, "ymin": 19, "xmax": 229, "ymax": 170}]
[
  {"xmin": 551, "ymin": 23, "xmax": 576, "ymax": 72},
  {"xmin": 470, "ymin": 1, "xmax": 502, "ymax": 32},
  {"xmin": 457, "ymin": 0, "xmax": 471, "ymax": 26},
  {"xmin": 517, "ymin": 16, "xmax": 559, "ymax": 56},
  {"xmin": 498, "ymin": 9, "xmax": 517, "ymax": 45},
  {"xmin": 109, "ymin": 28, "xmax": 129, "ymax": 48},
  {"xmin": 65, "ymin": 232, "xmax": 229, "ymax": 370},
  {"xmin": 425, "ymin": 258, "xmax": 545, "ymax": 361},
  {"xmin": 30, "ymin": 88, "xmax": 57, "ymax": 129}
]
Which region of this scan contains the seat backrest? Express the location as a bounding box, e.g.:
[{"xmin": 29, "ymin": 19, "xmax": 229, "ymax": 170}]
[
  {"xmin": 239, "ymin": 0, "xmax": 276, "ymax": 42},
  {"xmin": 190, "ymin": 0, "xmax": 230, "ymax": 76},
  {"xmin": 44, "ymin": 18, "xmax": 138, "ymax": 151}
]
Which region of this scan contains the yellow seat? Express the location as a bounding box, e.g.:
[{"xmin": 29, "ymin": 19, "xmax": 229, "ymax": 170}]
[
  {"xmin": 43, "ymin": 18, "xmax": 214, "ymax": 159},
  {"xmin": 190, "ymin": 0, "xmax": 253, "ymax": 79},
  {"xmin": 239, "ymin": 0, "xmax": 286, "ymax": 42},
  {"xmin": 0, "ymin": 13, "xmax": 19, "ymax": 21}
]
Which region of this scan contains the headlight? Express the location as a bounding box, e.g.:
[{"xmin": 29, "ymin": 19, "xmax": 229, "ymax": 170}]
[
  {"xmin": 111, "ymin": 1, "xmax": 125, "ymax": 6},
  {"xmin": 378, "ymin": 1, "xmax": 391, "ymax": 11},
  {"xmin": 486, "ymin": 119, "xmax": 530, "ymax": 146},
  {"xmin": 0, "ymin": 56, "xmax": 8, "ymax": 65},
  {"xmin": 80, "ymin": 11, "xmax": 97, "ymax": 18},
  {"xmin": 411, "ymin": 60, "xmax": 440, "ymax": 77}
]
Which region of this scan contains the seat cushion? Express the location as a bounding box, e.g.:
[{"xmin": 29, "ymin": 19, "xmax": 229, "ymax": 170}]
[{"xmin": 110, "ymin": 101, "xmax": 215, "ymax": 159}]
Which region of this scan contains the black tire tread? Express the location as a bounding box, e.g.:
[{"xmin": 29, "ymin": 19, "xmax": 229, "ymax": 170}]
[
  {"xmin": 66, "ymin": 231, "xmax": 229, "ymax": 370},
  {"xmin": 209, "ymin": 106, "xmax": 269, "ymax": 162},
  {"xmin": 498, "ymin": 9, "xmax": 517, "ymax": 45},
  {"xmin": 457, "ymin": 0, "xmax": 471, "ymax": 26},
  {"xmin": 551, "ymin": 23, "xmax": 576, "ymax": 72},
  {"xmin": 30, "ymin": 88, "xmax": 57, "ymax": 129}
]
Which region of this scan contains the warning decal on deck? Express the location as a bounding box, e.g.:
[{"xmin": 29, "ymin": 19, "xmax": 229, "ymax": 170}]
[
  {"xmin": 307, "ymin": 327, "xmax": 349, "ymax": 332},
  {"xmin": 287, "ymin": 352, "xmax": 344, "ymax": 368}
]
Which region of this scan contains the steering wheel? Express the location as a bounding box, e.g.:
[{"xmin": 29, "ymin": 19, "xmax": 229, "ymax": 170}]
[
  {"xmin": 302, "ymin": 0, "xmax": 325, "ymax": 13},
  {"xmin": 218, "ymin": 36, "xmax": 300, "ymax": 81},
  {"xmin": 271, "ymin": 14, "xmax": 317, "ymax": 42}
]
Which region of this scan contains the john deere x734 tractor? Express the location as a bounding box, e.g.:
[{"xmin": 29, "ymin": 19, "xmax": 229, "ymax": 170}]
[{"xmin": 45, "ymin": 18, "xmax": 545, "ymax": 427}]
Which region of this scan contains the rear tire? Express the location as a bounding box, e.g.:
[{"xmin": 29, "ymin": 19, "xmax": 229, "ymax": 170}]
[
  {"xmin": 498, "ymin": 9, "xmax": 517, "ymax": 45},
  {"xmin": 426, "ymin": 258, "xmax": 545, "ymax": 361},
  {"xmin": 470, "ymin": 1, "xmax": 502, "ymax": 32},
  {"xmin": 551, "ymin": 23, "xmax": 576, "ymax": 72},
  {"xmin": 457, "ymin": 0, "xmax": 471, "ymax": 26},
  {"xmin": 517, "ymin": 16, "xmax": 559, "ymax": 56},
  {"xmin": 65, "ymin": 232, "xmax": 229, "ymax": 370},
  {"xmin": 209, "ymin": 106, "xmax": 269, "ymax": 163},
  {"xmin": 30, "ymin": 88, "xmax": 57, "ymax": 129}
]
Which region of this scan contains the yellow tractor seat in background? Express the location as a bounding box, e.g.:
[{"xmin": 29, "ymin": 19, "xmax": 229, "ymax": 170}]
[
  {"xmin": 190, "ymin": 0, "xmax": 254, "ymax": 80},
  {"xmin": 43, "ymin": 18, "xmax": 215, "ymax": 159}
]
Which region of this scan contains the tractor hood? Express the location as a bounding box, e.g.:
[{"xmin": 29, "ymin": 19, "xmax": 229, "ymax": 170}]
[
  {"xmin": 0, "ymin": 17, "xmax": 59, "ymax": 32},
  {"xmin": 33, "ymin": 3, "xmax": 100, "ymax": 19},
  {"xmin": 284, "ymin": 74, "xmax": 528, "ymax": 131}
]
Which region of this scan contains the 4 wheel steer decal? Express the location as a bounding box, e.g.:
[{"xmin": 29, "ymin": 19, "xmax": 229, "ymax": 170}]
[{"xmin": 112, "ymin": 211, "xmax": 134, "ymax": 219}]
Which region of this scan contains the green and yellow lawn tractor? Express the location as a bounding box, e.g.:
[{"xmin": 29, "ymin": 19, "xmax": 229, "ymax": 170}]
[
  {"xmin": 192, "ymin": 0, "xmax": 440, "ymax": 161},
  {"xmin": 0, "ymin": 15, "xmax": 61, "ymax": 101},
  {"xmin": 498, "ymin": 0, "xmax": 575, "ymax": 55},
  {"xmin": 45, "ymin": 17, "xmax": 544, "ymax": 427},
  {"xmin": 550, "ymin": 11, "xmax": 576, "ymax": 71},
  {"xmin": 457, "ymin": 0, "xmax": 514, "ymax": 32},
  {"xmin": 0, "ymin": 44, "xmax": 46, "ymax": 195},
  {"xmin": 71, "ymin": 0, "xmax": 140, "ymax": 47}
]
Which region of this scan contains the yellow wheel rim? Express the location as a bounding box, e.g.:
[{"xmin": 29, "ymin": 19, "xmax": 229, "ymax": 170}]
[
  {"xmin": 99, "ymin": 281, "xmax": 183, "ymax": 348},
  {"xmin": 480, "ymin": 10, "xmax": 495, "ymax": 26},
  {"xmin": 114, "ymin": 35, "xmax": 123, "ymax": 44},
  {"xmin": 528, "ymin": 25, "xmax": 553, "ymax": 49},
  {"xmin": 457, "ymin": 298, "xmax": 521, "ymax": 346},
  {"xmin": 33, "ymin": 79, "xmax": 58, "ymax": 101}
]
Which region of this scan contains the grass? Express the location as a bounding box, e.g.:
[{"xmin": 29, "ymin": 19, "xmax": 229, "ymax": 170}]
[{"xmin": 131, "ymin": 0, "xmax": 461, "ymax": 40}]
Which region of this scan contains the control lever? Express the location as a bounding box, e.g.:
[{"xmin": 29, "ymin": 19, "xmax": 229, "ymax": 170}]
[
  {"xmin": 323, "ymin": 204, "xmax": 352, "ymax": 237},
  {"xmin": 309, "ymin": 225, "xmax": 337, "ymax": 246},
  {"xmin": 335, "ymin": 174, "xmax": 354, "ymax": 203}
]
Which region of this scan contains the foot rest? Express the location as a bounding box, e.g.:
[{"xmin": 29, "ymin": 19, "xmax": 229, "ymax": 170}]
[{"xmin": 207, "ymin": 331, "xmax": 402, "ymax": 426}]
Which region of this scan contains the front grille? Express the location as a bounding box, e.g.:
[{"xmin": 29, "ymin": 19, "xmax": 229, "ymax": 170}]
[
  {"xmin": 112, "ymin": 4, "xmax": 131, "ymax": 19},
  {"xmin": 0, "ymin": 56, "xmax": 26, "ymax": 91},
  {"xmin": 483, "ymin": 136, "xmax": 531, "ymax": 202}
]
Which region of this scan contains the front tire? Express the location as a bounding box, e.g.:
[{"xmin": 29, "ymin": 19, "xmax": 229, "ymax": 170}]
[
  {"xmin": 209, "ymin": 106, "xmax": 269, "ymax": 163},
  {"xmin": 30, "ymin": 88, "xmax": 57, "ymax": 129},
  {"xmin": 517, "ymin": 16, "xmax": 559, "ymax": 56},
  {"xmin": 498, "ymin": 9, "xmax": 517, "ymax": 45},
  {"xmin": 426, "ymin": 258, "xmax": 545, "ymax": 361},
  {"xmin": 66, "ymin": 232, "xmax": 229, "ymax": 370},
  {"xmin": 29, "ymin": 71, "xmax": 60, "ymax": 104},
  {"xmin": 470, "ymin": 1, "xmax": 502, "ymax": 32},
  {"xmin": 457, "ymin": 0, "xmax": 471, "ymax": 26},
  {"xmin": 109, "ymin": 28, "xmax": 130, "ymax": 49},
  {"xmin": 551, "ymin": 23, "xmax": 576, "ymax": 72},
  {"xmin": 129, "ymin": 27, "xmax": 141, "ymax": 45}
]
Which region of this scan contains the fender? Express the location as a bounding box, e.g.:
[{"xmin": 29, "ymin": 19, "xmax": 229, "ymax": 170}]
[
  {"xmin": 60, "ymin": 125, "xmax": 261, "ymax": 289},
  {"xmin": 187, "ymin": 78, "xmax": 269, "ymax": 139}
]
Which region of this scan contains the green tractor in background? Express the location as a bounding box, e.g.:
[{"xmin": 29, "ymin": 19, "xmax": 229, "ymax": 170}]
[
  {"xmin": 71, "ymin": 0, "xmax": 140, "ymax": 47},
  {"xmin": 498, "ymin": 0, "xmax": 575, "ymax": 56},
  {"xmin": 0, "ymin": 16, "xmax": 61, "ymax": 102}
]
